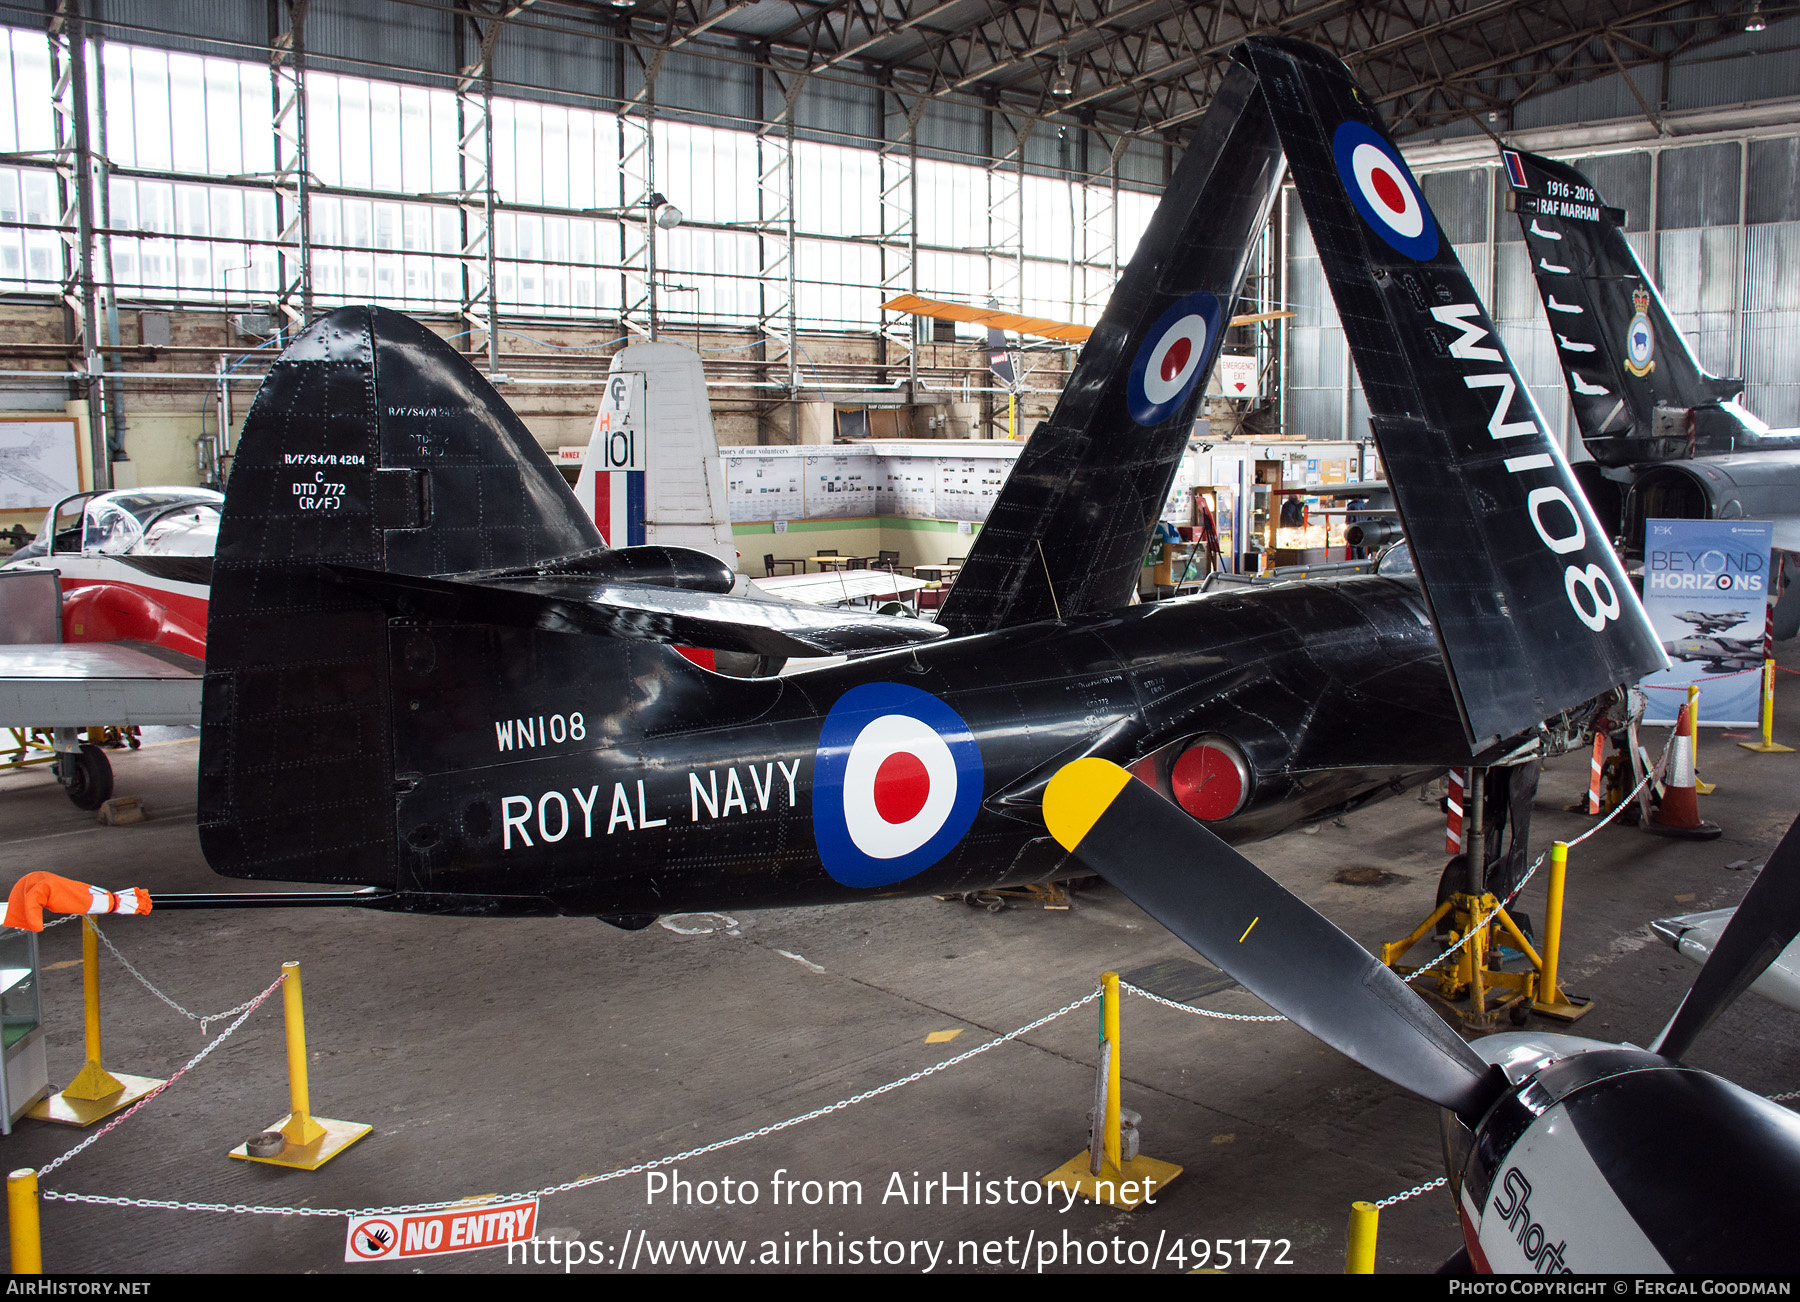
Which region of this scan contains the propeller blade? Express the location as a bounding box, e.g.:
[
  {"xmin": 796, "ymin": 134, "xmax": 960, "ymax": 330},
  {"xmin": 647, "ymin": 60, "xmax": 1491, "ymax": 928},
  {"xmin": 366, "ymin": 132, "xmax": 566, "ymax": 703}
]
[
  {"xmin": 1653, "ymin": 811, "xmax": 1800, "ymax": 1061},
  {"xmin": 1044, "ymin": 758, "xmax": 1506, "ymax": 1120}
]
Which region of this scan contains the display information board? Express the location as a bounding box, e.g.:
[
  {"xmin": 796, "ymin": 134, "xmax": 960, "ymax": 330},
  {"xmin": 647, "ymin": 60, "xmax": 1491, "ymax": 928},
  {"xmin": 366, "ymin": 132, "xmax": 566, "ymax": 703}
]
[
  {"xmin": 806, "ymin": 454, "xmax": 878, "ymax": 517},
  {"xmin": 1640, "ymin": 518, "xmax": 1773, "ymax": 727},
  {"xmin": 725, "ymin": 450, "xmax": 805, "ymax": 520},
  {"xmin": 724, "ymin": 443, "xmax": 1022, "ymax": 523},
  {"xmin": 0, "ymin": 418, "xmax": 81, "ymax": 511}
]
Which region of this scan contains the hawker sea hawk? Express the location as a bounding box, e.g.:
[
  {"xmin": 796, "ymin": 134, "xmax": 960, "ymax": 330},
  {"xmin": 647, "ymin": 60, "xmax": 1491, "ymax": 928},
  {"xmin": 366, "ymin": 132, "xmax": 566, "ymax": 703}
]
[{"xmin": 194, "ymin": 41, "xmax": 1663, "ymax": 929}]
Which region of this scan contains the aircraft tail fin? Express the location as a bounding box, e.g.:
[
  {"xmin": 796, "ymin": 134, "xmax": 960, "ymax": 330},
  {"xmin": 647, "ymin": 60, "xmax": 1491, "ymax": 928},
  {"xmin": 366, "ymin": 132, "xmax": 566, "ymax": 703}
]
[
  {"xmin": 199, "ymin": 306, "xmax": 606, "ymax": 886},
  {"xmin": 575, "ymin": 342, "xmax": 738, "ymax": 571},
  {"xmin": 1238, "ymin": 37, "xmax": 1667, "ymax": 752},
  {"xmin": 937, "ymin": 61, "xmax": 1285, "ymax": 635},
  {"xmin": 1499, "ymin": 148, "xmax": 1744, "ymax": 466}
]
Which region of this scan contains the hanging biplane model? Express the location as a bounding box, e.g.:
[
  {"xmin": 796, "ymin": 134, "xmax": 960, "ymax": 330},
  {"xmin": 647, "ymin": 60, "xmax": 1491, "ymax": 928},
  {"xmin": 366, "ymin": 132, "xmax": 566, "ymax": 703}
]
[
  {"xmin": 1501, "ymin": 147, "xmax": 1800, "ymax": 639},
  {"xmin": 193, "ymin": 38, "xmax": 1665, "ymax": 933}
]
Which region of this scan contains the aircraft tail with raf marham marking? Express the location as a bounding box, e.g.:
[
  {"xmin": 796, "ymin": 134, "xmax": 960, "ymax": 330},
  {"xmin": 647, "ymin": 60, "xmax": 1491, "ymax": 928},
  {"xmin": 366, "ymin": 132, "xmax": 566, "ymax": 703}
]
[{"xmin": 1497, "ymin": 147, "xmax": 1793, "ymax": 466}]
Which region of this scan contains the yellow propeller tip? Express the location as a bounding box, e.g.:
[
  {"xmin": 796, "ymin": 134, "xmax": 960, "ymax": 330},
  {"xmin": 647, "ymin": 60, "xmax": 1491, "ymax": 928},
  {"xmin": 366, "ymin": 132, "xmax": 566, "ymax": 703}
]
[{"xmin": 1043, "ymin": 758, "xmax": 1133, "ymax": 851}]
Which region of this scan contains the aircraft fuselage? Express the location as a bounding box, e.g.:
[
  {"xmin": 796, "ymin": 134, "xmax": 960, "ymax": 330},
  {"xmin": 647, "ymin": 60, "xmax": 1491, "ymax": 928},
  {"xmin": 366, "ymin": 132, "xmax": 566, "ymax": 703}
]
[{"xmin": 337, "ymin": 574, "xmax": 1464, "ymax": 917}]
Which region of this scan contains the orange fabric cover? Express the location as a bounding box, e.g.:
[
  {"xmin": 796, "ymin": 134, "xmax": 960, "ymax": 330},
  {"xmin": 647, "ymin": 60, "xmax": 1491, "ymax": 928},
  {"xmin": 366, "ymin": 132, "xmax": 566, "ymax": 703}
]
[{"xmin": 3, "ymin": 872, "xmax": 152, "ymax": 932}]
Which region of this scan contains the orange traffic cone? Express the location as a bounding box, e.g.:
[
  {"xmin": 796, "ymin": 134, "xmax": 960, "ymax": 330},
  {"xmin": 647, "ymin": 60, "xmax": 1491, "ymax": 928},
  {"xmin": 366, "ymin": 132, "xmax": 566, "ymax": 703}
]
[{"xmin": 1648, "ymin": 705, "xmax": 1722, "ymax": 841}]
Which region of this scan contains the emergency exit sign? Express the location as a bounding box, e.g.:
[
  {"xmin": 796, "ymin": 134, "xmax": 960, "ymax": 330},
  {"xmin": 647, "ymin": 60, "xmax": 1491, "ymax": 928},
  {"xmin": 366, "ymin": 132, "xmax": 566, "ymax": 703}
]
[{"xmin": 1214, "ymin": 354, "xmax": 1258, "ymax": 398}]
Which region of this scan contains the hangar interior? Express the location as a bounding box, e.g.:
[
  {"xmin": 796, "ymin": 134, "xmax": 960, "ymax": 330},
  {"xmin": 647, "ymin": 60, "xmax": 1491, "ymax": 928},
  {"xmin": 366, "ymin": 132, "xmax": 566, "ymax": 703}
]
[
  {"xmin": 2, "ymin": 0, "xmax": 1800, "ymax": 1277},
  {"xmin": 5, "ymin": 3, "xmax": 1800, "ymax": 504}
]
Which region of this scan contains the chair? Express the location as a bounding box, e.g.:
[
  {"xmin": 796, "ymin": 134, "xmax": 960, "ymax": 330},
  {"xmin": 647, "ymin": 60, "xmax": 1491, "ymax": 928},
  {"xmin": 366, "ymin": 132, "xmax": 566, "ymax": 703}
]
[
  {"xmin": 873, "ymin": 549, "xmax": 911, "ymax": 575},
  {"xmin": 916, "ymin": 586, "xmax": 947, "ymax": 615},
  {"xmin": 764, "ymin": 554, "xmax": 799, "ymax": 577}
]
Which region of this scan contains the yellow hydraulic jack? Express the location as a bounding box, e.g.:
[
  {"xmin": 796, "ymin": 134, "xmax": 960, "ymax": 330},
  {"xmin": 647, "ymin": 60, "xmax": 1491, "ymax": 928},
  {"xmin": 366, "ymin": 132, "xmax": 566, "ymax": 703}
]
[{"xmin": 1381, "ymin": 770, "xmax": 1591, "ymax": 1031}]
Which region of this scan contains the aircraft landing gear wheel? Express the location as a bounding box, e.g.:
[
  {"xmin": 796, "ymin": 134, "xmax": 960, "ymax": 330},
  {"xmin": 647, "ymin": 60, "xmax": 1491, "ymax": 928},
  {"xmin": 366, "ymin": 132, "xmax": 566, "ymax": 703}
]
[
  {"xmin": 1509, "ymin": 1002, "xmax": 1531, "ymax": 1027},
  {"xmin": 57, "ymin": 743, "xmax": 113, "ymax": 810}
]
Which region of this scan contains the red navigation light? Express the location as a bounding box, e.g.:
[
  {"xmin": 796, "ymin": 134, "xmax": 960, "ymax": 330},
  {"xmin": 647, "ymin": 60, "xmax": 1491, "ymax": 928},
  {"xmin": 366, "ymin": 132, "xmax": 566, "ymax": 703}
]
[{"xmin": 1170, "ymin": 737, "xmax": 1251, "ymax": 821}]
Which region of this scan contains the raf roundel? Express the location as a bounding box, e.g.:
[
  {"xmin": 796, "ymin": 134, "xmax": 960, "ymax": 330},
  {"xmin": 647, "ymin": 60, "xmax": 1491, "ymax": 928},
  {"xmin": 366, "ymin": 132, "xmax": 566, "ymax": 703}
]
[
  {"xmin": 1332, "ymin": 120, "xmax": 1438, "ymax": 262},
  {"xmin": 1127, "ymin": 291, "xmax": 1223, "ymax": 427},
  {"xmin": 813, "ymin": 682, "xmax": 985, "ymax": 888}
]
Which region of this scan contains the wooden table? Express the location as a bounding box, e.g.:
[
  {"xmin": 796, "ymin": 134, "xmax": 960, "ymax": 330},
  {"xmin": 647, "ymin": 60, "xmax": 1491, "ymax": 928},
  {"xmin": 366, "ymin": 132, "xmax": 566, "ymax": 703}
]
[{"xmin": 810, "ymin": 555, "xmax": 867, "ymax": 572}]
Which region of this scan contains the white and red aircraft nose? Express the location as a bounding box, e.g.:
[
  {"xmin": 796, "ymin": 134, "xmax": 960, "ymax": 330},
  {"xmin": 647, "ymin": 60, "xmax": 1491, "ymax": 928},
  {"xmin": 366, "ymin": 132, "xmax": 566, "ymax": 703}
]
[{"xmin": 813, "ymin": 682, "xmax": 984, "ymax": 888}]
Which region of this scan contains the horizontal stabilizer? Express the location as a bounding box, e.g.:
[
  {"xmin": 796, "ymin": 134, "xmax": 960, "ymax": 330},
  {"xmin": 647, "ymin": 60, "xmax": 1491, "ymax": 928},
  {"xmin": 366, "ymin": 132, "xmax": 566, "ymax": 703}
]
[
  {"xmin": 1240, "ymin": 37, "xmax": 1666, "ymax": 750},
  {"xmin": 328, "ymin": 565, "xmax": 945, "ymax": 657},
  {"xmin": 480, "ymin": 543, "xmax": 736, "ymax": 593}
]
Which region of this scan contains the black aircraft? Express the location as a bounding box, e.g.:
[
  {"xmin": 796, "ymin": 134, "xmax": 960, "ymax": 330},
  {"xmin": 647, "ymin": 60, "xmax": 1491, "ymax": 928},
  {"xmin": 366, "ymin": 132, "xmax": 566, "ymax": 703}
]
[
  {"xmin": 1664, "ymin": 634, "xmax": 1765, "ymax": 676},
  {"xmin": 1501, "ymin": 148, "xmax": 1800, "ymax": 587},
  {"xmin": 1672, "ymin": 609, "xmax": 1750, "ymax": 637},
  {"xmin": 1044, "ymin": 761, "xmax": 1800, "ymax": 1271},
  {"xmin": 193, "ymin": 40, "xmax": 1663, "ymax": 924}
]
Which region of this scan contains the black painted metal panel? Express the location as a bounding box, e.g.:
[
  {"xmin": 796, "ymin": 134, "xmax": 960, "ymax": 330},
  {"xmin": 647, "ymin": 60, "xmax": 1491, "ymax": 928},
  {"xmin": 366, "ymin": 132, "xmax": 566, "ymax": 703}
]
[
  {"xmin": 1241, "ymin": 37, "xmax": 1666, "ymax": 752},
  {"xmin": 938, "ymin": 63, "xmax": 1285, "ymax": 636}
]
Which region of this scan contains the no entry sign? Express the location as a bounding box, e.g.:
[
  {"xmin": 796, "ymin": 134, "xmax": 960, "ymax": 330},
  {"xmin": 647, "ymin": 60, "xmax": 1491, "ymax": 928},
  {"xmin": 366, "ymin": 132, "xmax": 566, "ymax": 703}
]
[{"xmin": 345, "ymin": 1198, "xmax": 539, "ymax": 1263}]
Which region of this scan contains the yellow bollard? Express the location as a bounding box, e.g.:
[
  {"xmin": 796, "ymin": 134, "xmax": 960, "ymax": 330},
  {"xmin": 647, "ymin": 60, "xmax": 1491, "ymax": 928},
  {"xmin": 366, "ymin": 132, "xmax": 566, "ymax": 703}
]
[
  {"xmin": 1040, "ymin": 970, "xmax": 1183, "ymax": 1210},
  {"xmin": 27, "ymin": 919, "xmax": 163, "ymax": 1127},
  {"xmin": 1344, "ymin": 1200, "xmax": 1378, "ymax": 1273},
  {"xmin": 1740, "ymin": 659, "xmax": 1795, "ymax": 753},
  {"xmin": 62, "ymin": 919, "xmax": 123, "ymax": 1104},
  {"xmin": 1540, "ymin": 843, "xmax": 1567, "ymax": 1005},
  {"xmin": 1102, "ymin": 970, "xmax": 1122, "ymax": 1175},
  {"xmin": 8, "ymin": 1169, "xmax": 40, "ymax": 1275},
  {"xmin": 1687, "ymin": 685, "xmax": 1717, "ymax": 794},
  {"xmin": 230, "ymin": 961, "xmax": 371, "ymax": 1170},
  {"xmin": 278, "ymin": 963, "xmax": 327, "ymax": 1148},
  {"xmin": 1530, "ymin": 840, "xmax": 1591, "ymax": 1021}
]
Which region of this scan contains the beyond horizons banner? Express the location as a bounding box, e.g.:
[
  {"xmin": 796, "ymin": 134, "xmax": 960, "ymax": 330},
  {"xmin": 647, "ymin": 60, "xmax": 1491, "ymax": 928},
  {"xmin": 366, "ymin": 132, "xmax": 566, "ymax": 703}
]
[{"xmin": 1640, "ymin": 518, "xmax": 1774, "ymax": 728}]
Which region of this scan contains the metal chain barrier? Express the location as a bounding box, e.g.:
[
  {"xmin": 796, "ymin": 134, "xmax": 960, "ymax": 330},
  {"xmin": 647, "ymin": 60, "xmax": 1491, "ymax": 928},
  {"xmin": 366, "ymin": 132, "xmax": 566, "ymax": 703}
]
[
  {"xmin": 24, "ymin": 708, "xmax": 1760, "ymax": 1227},
  {"xmin": 1642, "ymin": 666, "xmax": 1763, "ymax": 687},
  {"xmin": 1120, "ymin": 979, "xmax": 1285, "ymax": 1023},
  {"xmin": 41, "ymin": 986, "xmax": 1103, "ymax": 1219},
  {"xmin": 87, "ymin": 918, "xmax": 272, "ymax": 1036},
  {"xmin": 37, "ymin": 973, "xmax": 286, "ymax": 1181},
  {"xmin": 1375, "ymin": 1176, "xmax": 1446, "ymax": 1209}
]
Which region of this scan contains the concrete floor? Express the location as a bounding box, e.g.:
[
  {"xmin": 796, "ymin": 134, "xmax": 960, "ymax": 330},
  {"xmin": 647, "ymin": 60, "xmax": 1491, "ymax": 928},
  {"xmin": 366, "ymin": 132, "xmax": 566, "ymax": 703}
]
[{"xmin": 2, "ymin": 659, "xmax": 1798, "ymax": 1276}]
